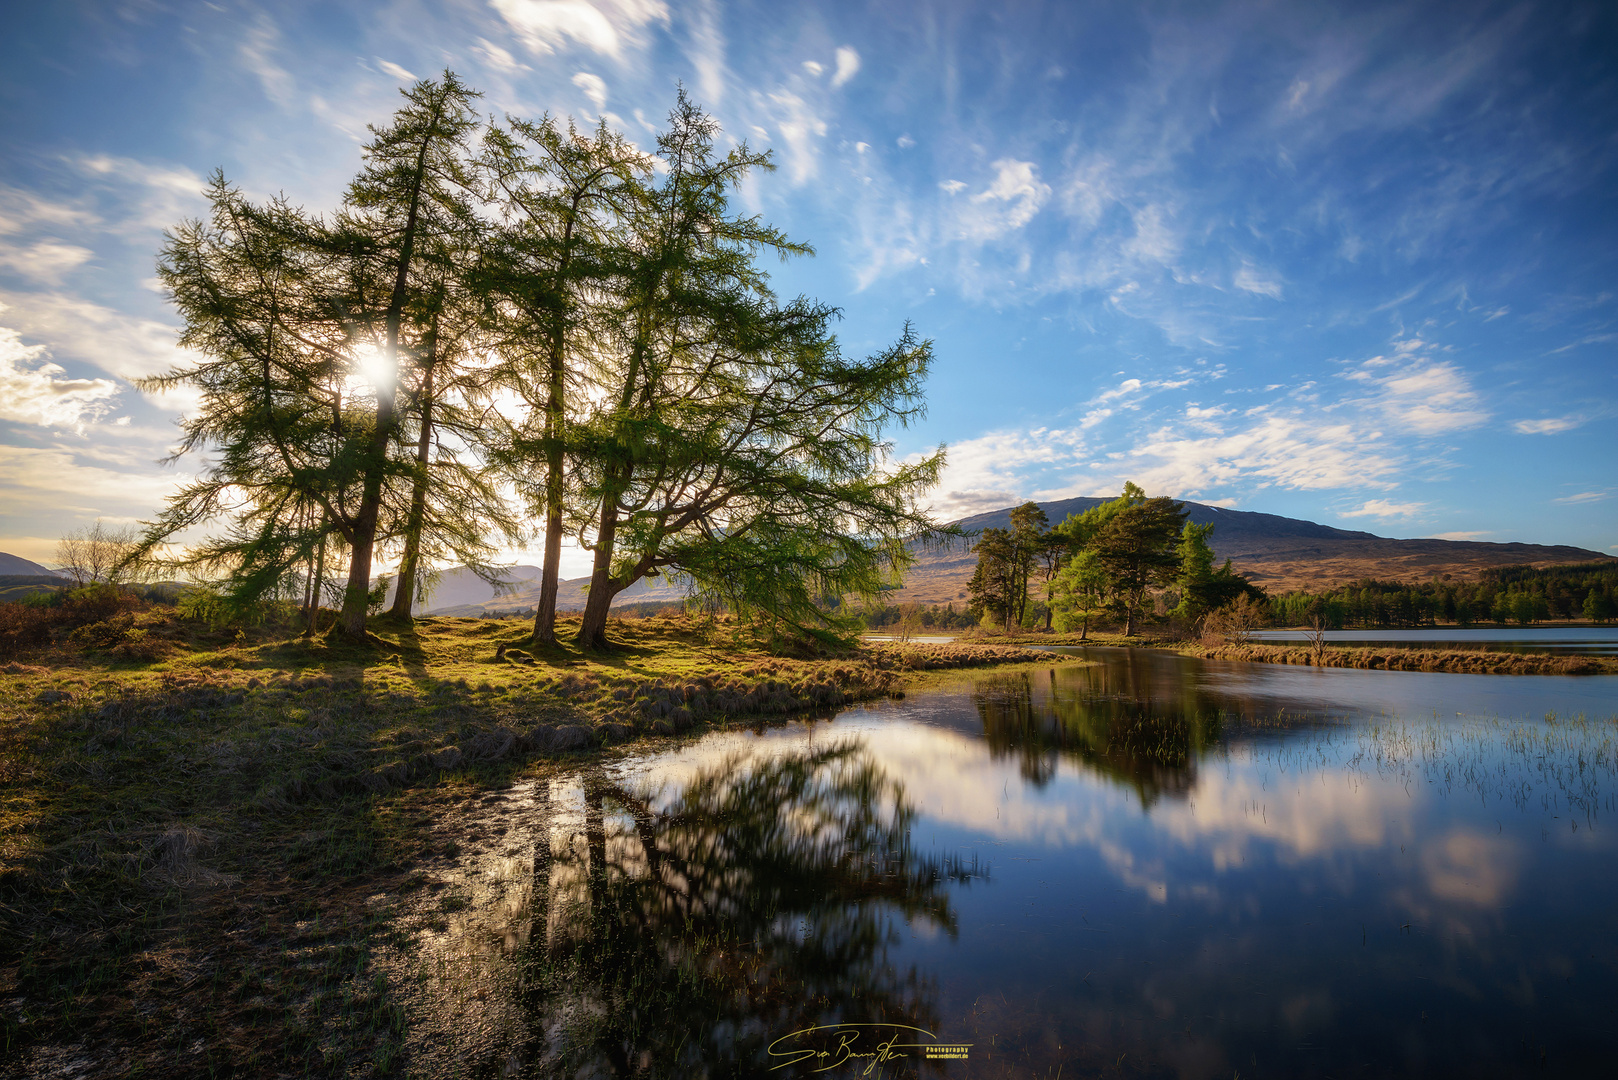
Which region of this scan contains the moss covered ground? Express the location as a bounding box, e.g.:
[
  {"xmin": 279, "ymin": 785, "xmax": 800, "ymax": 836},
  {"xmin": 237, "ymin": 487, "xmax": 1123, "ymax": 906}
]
[{"xmin": 0, "ymin": 609, "xmax": 1056, "ymax": 1077}]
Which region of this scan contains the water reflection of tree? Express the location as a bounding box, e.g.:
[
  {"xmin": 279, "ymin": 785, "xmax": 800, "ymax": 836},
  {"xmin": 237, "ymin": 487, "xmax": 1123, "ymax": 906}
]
[
  {"xmin": 973, "ymin": 669, "xmax": 1220, "ymax": 804},
  {"xmin": 501, "ymin": 742, "xmax": 981, "ymax": 1078}
]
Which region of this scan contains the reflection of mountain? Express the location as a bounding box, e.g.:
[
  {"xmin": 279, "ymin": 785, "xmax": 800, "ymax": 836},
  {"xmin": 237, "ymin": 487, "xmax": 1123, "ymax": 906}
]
[
  {"xmin": 505, "ymin": 743, "xmax": 980, "ymax": 1077},
  {"xmin": 973, "ymin": 663, "xmax": 1219, "ymax": 805}
]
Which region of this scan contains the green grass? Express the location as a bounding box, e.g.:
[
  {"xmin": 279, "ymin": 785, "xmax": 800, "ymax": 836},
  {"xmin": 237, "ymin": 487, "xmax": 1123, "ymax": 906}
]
[{"xmin": 0, "ymin": 607, "xmax": 1059, "ymax": 1075}]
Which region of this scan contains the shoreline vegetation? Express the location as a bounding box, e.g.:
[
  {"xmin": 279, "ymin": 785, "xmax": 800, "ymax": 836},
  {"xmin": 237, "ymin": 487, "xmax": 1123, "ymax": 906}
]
[
  {"xmin": 978, "ymin": 627, "xmax": 1618, "ymax": 675},
  {"xmin": 0, "ymin": 610, "xmax": 1064, "ymax": 1076}
]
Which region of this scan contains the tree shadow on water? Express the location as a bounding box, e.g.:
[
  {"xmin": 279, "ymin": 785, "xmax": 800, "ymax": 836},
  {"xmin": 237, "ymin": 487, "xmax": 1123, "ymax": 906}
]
[{"xmin": 494, "ymin": 742, "xmax": 984, "ymax": 1078}]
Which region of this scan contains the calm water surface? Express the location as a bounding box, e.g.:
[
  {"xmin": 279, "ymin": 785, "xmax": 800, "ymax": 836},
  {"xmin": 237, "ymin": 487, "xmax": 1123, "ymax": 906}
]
[
  {"xmin": 1249, "ymin": 626, "xmax": 1618, "ymax": 655},
  {"xmin": 426, "ymin": 649, "xmax": 1618, "ymax": 1078}
]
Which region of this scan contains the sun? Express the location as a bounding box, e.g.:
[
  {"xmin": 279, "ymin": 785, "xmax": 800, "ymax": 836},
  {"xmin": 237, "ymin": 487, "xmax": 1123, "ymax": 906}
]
[{"xmin": 351, "ymin": 343, "xmax": 395, "ymax": 394}]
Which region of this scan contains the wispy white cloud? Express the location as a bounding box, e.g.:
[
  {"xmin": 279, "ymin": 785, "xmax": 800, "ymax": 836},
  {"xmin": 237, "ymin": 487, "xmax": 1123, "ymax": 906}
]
[
  {"xmin": 490, "ymin": 0, "xmax": 670, "ymax": 59},
  {"xmin": 1093, "ymin": 377, "xmax": 1143, "ymax": 404},
  {"xmin": 1233, "ymin": 262, "xmax": 1283, "ymax": 299},
  {"xmin": 831, "ymin": 46, "xmax": 860, "ymax": 88},
  {"xmin": 1119, "ymin": 415, "xmax": 1403, "ymax": 496},
  {"xmin": 760, "ymin": 90, "xmax": 829, "ymax": 185},
  {"xmin": 239, "ymin": 11, "xmax": 295, "ymax": 107},
  {"xmin": 0, "ymin": 323, "xmax": 121, "ymax": 431},
  {"xmin": 571, "ymin": 71, "xmax": 608, "ymax": 110},
  {"xmin": 375, "ymin": 59, "xmax": 418, "ymax": 82},
  {"xmin": 684, "ymin": 0, "xmax": 726, "ymax": 105},
  {"xmin": 937, "ymin": 159, "xmax": 1053, "ymax": 244},
  {"xmin": 471, "ymin": 37, "xmax": 529, "ymax": 73},
  {"xmin": 1553, "ymin": 491, "xmax": 1609, "ymax": 505},
  {"xmin": 923, "ymin": 426, "xmax": 1087, "ymax": 520},
  {"xmin": 0, "ymin": 185, "xmax": 100, "ymax": 236},
  {"xmin": 72, "ymin": 155, "xmax": 208, "ymax": 234},
  {"xmin": 1343, "ymin": 345, "xmax": 1489, "ymax": 434},
  {"xmin": 0, "ymin": 444, "xmax": 194, "ymax": 528},
  {"xmin": 1512, "ymin": 415, "xmax": 1584, "ymax": 435},
  {"xmin": 1430, "ymin": 530, "xmax": 1491, "ymax": 540},
  {"xmin": 0, "ymin": 290, "xmax": 197, "ymax": 386},
  {"xmin": 0, "ymin": 240, "xmax": 94, "ymax": 284},
  {"xmin": 1342, "ymin": 498, "xmax": 1426, "ymax": 519}
]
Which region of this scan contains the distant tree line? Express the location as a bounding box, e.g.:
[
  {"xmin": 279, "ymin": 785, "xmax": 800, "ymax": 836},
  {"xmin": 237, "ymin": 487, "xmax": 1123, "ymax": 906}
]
[
  {"xmin": 1271, "ymin": 562, "xmax": 1617, "ymax": 628},
  {"xmin": 857, "ymin": 602, "xmax": 979, "ymax": 632},
  {"xmin": 966, "ymin": 484, "xmax": 1264, "ymax": 636},
  {"xmin": 129, "ymin": 73, "xmax": 943, "ymax": 648}
]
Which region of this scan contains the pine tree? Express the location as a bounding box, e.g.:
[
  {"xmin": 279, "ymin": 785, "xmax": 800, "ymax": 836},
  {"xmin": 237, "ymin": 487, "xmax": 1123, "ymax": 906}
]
[
  {"xmin": 140, "ymin": 74, "xmax": 505, "ymax": 638},
  {"xmin": 1090, "ymin": 495, "xmax": 1187, "ymax": 636},
  {"xmin": 481, "ymin": 115, "xmax": 645, "ymax": 644},
  {"xmin": 566, "ymin": 95, "xmax": 943, "ymax": 649}
]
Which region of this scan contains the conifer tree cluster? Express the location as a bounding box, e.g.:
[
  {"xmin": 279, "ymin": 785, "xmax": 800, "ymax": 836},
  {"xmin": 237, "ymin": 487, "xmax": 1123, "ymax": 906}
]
[
  {"xmin": 968, "ymin": 483, "xmax": 1262, "ymax": 636},
  {"xmin": 138, "ymin": 75, "xmax": 944, "ymax": 646}
]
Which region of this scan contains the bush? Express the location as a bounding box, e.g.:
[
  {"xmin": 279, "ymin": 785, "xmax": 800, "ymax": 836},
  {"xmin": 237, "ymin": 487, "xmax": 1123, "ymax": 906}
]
[
  {"xmin": 58, "ymin": 583, "xmax": 144, "ymax": 626},
  {"xmin": 1200, "ymin": 594, "xmax": 1269, "ymax": 646},
  {"xmin": 0, "ymin": 584, "xmax": 149, "ymax": 658},
  {"xmin": 177, "ymin": 586, "xmax": 297, "ymax": 630},
  {"xmin": 0, "ymin": 603, "xmax": 53, "ymax": 658}
]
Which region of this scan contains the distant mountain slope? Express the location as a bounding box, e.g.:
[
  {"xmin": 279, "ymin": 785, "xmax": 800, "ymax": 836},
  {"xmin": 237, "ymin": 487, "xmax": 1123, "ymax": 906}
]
[
  {"xmin": 893, "ymin": 498, "xmax": 1611, "ymax": 603},
  {"xmin": 382, "ymin": 497, "xmax": 1611, "ymax": 616},
  {"xmin": 384, "ymin": 563, "xmax": 690, "ymax": 616},
  {"xmin": 383, "ymin": 564, "xmax": 543, "ymax": 614},
  {"xmin": 0, "ymin": 552, "xmax": 63, "ymax": 577}
]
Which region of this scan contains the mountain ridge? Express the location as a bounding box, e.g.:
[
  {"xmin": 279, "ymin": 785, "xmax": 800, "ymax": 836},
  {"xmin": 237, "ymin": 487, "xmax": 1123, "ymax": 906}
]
[{"xmin": 895, "ymin": 497, "xmax": 1611, "ymax": 603}]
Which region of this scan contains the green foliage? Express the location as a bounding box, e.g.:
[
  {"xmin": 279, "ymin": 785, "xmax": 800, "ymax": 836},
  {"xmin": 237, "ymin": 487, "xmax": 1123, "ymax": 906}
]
[
  {"xmin": 136, "ymin": 77, "xmax": 945, "ymax": 652},
  {"xmin": 1089, "ymin": 495, "xmax": 1188, "ymax": 636},
  {"xmin": 368, "ymin": 576, "xmax": 390, "ymax": 616},
  {"xmin": 1270, "ymin": 562, "xmax": 1617, "ymax": 628},
  {"xmin": 1050, "ymin": 549, "xmax": 1108, "ymax": 637},
  {"xmin": 177, "ymin": 585, "xmax": 296, "ymax": 630},
  {"xmin": 967, "ymin": 502, "xmax": 1048, "ymax": 630}
]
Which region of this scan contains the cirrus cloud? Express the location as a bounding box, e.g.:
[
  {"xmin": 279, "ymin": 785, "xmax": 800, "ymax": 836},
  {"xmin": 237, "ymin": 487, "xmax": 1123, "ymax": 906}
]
[{"xmin": 0, "ymin": 324, "xmax": 121, "ymax": 431}]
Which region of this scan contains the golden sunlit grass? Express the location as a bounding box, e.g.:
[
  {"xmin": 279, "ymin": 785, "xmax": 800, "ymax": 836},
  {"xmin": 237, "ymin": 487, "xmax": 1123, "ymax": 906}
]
[{"xmin": 0, "ymin": 607, "xmax": 1058, "ymax": 1076}]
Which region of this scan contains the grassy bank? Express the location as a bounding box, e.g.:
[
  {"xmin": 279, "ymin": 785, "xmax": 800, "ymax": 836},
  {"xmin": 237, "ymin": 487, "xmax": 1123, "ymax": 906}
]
[
  {"xmin": 1185, "ymin": 640, "xmax": 1618, "ymax": 675},
  {"xmin": 0, "ymin": 610, "xmax": 1056, "ymax": 1077},
  {"xmin": 964, "ymin": 628, "xmax": 1618, "ymax": 675}
]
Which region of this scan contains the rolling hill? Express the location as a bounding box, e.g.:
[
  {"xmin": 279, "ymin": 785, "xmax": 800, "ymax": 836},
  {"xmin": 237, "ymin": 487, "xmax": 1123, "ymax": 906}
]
[
  {"xmin": 0, "ymin": 553, "xmax": 63, "ymax": 578},
  {"xmin": 11, "ymin": 495, "xmax": 1604, "ymax": 618},
  {"xmin": 385, "ymin": 564, "xmax": 691, "ymax": 616},
  {"xmin": 888, "ymin": 497, "xmax": 1612, "ymax": 604},
  {"xmin": 386, "ymin": 498, "xmax": 1611, "ymax": 615}
]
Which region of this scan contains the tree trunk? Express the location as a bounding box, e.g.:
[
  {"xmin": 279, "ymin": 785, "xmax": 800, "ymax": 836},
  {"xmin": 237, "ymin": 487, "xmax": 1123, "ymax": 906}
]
[
  {"xmin": 389, "ymin": 356, "xmax": 436, "ymax": 619},
  {"xmin": 338, "ymin": 465, "xmax": 387, "ymax": 639},
  {"xmin": 336, "ymin": 93, "xmax": 440, "ymax": 641},
  {"xmin": 300, "ymin": 503, "xmax": 316, "ymax": 618},
  {"xmin": 576, "ymin": 502, "xmax": 621, "ymax": 649},
  {"xmin": 533, "ymin": 208, "xmax": 579, "ymax": 646},
  {"xmin": 305, "ymin": 524, "xmax": 326, "ymax": 636},
  {"xmin": 532, "ymin": 326, "xmax": 567, "ymax": 644}
]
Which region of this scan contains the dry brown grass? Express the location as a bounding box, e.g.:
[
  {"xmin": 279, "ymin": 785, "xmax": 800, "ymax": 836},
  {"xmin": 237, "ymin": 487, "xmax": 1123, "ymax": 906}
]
[{"xmin": 1190, "ymin": 641, "xmax": 1618, "ymax": 675}]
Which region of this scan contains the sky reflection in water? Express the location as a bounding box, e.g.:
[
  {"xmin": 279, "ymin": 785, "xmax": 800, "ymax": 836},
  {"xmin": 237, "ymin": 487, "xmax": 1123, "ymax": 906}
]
[{"xmin": 502, "ymin": 650, "xmax": 1618, "ymax": 1078}]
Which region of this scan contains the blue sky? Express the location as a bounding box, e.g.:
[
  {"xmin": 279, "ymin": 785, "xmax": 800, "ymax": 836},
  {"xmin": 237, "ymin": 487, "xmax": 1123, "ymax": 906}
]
[{"xmin": 1, "ymin": 0, "xmax": 1614, "ymax": 572}]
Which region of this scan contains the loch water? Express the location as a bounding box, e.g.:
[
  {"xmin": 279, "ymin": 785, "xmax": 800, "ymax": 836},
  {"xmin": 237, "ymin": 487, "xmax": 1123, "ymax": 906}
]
[{"xmin": 414, "ymin": 648, "xmax": 1618, "ymax": 1078}]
